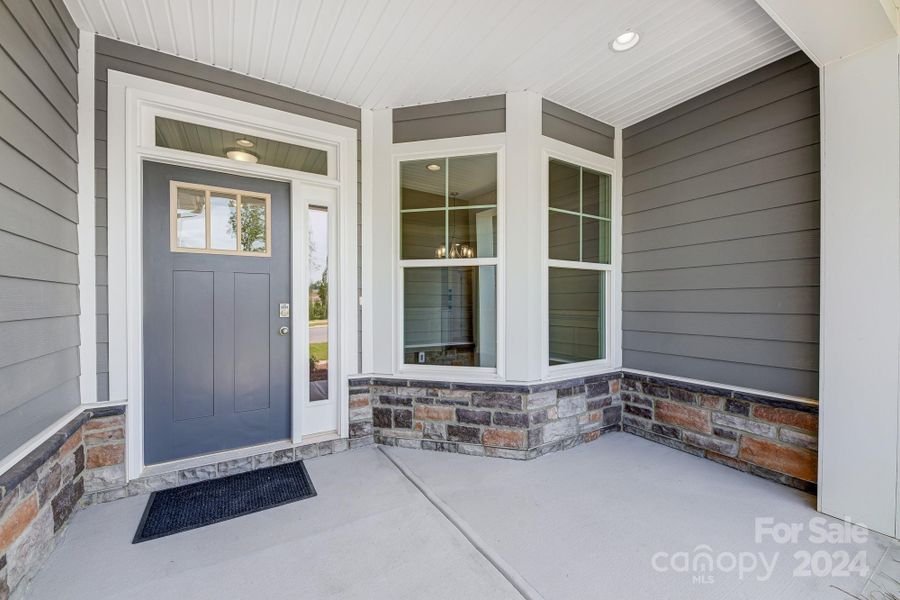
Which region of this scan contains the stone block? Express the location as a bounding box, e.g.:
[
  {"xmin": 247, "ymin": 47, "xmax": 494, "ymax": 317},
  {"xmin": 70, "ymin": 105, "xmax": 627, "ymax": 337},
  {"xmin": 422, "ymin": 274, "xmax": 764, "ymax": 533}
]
[
  {"xmin": 656, "ymin": 400, "xmax": 711, "ymax": 434},
  {"xmin": 620, "ymin": 392, "xmax": 651, "ymax": 407},
  {"xmin": 642, "ymin": 383, "xmax": 669, "ymax": 398},
  {"xmin": 446, "ymin": 425, "xmax": 482, "ymax": 444},
  {"xmin": 273, "ymin": 448, "xmax": 296, "ymax": 464},
  {"xmin": 421, "ymin": 422, "xmax": 445, "ymax": 440},
  {"xmin": 50, "ymin": 478, "xmax": 83, "ymax": 532},
  {"xmin": 624, "ymin": 404, "xmax": 652, "ymax": 420},
  {"xmin": 557, "ymin": 395, "xmax": 586, "ymax": 418},
  {"xmin": 557, "ymin": 385, "xmax": 585, "ymax": 398},
  {"xmin": 711, "ymin": 413, "xmax": 776, "ymax": 438},
  {"xmin": 752, "ymin": 405, "xmax": 818, "ymax": 433},
  {"xmin": 178, "ymin": 465, "xmax": 217, "ymax": 484},
  {"xmin": 492, "ymin": 412, "xmax": 528, "ymax": 428},
  {"xmin": 332, "ymin": 439, "xmax": 350, "ymax": 453},
  {"xmin": 669, "ymin": 387, "xmax": 698, "ymax": 405},
  {"xmin": 724, "ymin": 399, "xmax": 751, "ymax": 416},
  {"xmin": 698, "ymin": 395, "xmax": 725, "ymax": 409},
  {"xmin": 217, "ymin": 457, "xmax": 253, "ymax": 477},
  {"xmin": 484, "ymin": 447, "xmax": 529, "ymax": 460},
  {"xmin": 483, "ymin": 428, "xmax": 526, "ymax": 449},
  {"xmin": 0, "ymin": 496, "xmax": 37, "ymax": 555},
  {"xmin": 128, "ymin": 472, "xmax": 178, "ymax": 495},
  {"xmin": 683, "ymin": 432, "xmax": 738, "ymax": 457},
  {"xmin": 372, "ymin": 407, "xmax": 392, "ymax": 429},
  {"xmin": 587, "ymin": 397, "xmax": 612, "ymax": 411},
  {"xmin": 472, "ymin": 392, "xmax": 523, "ymax": 411},
  {"xmin": 456, "ymin": 443, "xmax": 485, "ymax": 457},
  {"xmin": 457, "ymin": 409, "xmax": 491, "ymax": 425},
  {"xmin": 85, "ymin": 415, "xmax": 125, "ymax": 431},
  {"xmin": 778, "ymin": 428, "xmax": 817, "ymax": 451},
  {"xmin": 609, "ymin": 379, "xmax": 620, "ymax": 394},
  {"xmin": 84, "ymin": 427, "xmax": 124, "ymax": 444},
  {"xmin": 297, "ymin": 444, "xmax": 318, "ymax": 460},
  {"xmin": 421, "ymin": 441, "xmax": 456, "ymax": 453},
  {"xmin": 542, "ymin": 417, "xmax": 577, "ymax": 444},
  {"xmin": 7, "ymin": 507, "xmax": 53, "ymax": 590},
  {"xmin": 651, "ymin": 423, "xmax": 681, "ymax": 439},
  {"xmin": 413, "ymin": 405, "xmax": 454, "ymax": 421},
  {"xmin": 529, "ymin": 409, "xmax": 549, "ymax": 426},
  {"xmin": 349, "ymin": 406, "xmax": 372, "ymax": 422},
  {"xmin": 86, "ymin": 443, "xmax": 125, "ymax": 469},
  {"xmin": 712, "ymin": 426, "xmax": 739, "ymax": 441},
  {"xmin": 350, "ymin": 421, "xmax": 374, "ymax": 438},
  {"xmin": 393, "ymin": 409, "xmax": 412, "ymax": 429},
  {"xmin": 36, "ymin": 465, "xmax": 62, "ymax": 508},
  {"xmin": 585, "ymin": 380, "xmax": 610, "ymax": 398},
  {"xmin": 317, "ymin": 441, "xmax": 334, "ymax": 456},
  {"xmin": 602, "ymin": 405, "xmax": 622, "ymax": 427},
  {"xmin": 739, "ymin": 436, "xmax": 817, "ymax": 482},
  {"xmin": 350, "ymin": 435, "xmax": 374, "ymax": 449},
  {"xmin": 526, "ymin": 391, "xmax": 557, "ymax": 410},
  {"xmin": 82, "ymin": 464, "xmax": 125, "ymax": 492},
  {"xmin": 527, "ymin": 428, "xmax": 543, "ymax": 448},
  {"xmin": 377, "ymin": 395, "xmax": 413, "ymax": 406}
]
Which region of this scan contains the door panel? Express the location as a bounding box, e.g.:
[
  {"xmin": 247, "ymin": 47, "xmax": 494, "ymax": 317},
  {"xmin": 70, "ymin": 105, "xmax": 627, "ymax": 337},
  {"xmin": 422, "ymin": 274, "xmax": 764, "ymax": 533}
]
[{"xmin": 143, "ymin": 161, "xmax": 291, "ymax": 465}]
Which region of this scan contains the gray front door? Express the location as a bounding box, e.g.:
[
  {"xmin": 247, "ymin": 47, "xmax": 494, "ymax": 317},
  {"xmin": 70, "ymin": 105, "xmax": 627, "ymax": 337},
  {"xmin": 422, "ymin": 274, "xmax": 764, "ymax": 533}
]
[{"xmin": 143, "ymin": 161, "xmax": 291, "ymax": 465}]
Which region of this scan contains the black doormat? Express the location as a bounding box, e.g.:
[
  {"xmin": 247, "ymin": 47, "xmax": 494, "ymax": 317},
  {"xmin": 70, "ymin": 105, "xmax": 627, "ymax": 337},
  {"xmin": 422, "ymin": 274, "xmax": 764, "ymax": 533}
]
[{"xmin": 133, "ymin": 460, "xmax": 317, "ymax": 543}]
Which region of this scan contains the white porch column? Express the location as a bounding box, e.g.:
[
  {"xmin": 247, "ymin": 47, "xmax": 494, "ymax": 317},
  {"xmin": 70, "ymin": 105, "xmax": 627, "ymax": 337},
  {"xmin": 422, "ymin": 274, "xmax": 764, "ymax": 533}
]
[
  {"xmin": 369, "ymin": 108, "xmax": 396, "ymax": 375},
  {"xmin": 503, "ymin": 92, "xmax": 544, "ymax": 382},
  {"xmin": 818, "ymin": 37, "xmax": 900, "ymax": 536}
]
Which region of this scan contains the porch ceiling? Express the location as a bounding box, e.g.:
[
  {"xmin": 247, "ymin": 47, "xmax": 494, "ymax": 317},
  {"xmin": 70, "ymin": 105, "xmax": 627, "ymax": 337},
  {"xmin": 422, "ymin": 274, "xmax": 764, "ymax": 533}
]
[{"xmin": 64, "ymin": 0, "xmax": 797, "ymax": 128}]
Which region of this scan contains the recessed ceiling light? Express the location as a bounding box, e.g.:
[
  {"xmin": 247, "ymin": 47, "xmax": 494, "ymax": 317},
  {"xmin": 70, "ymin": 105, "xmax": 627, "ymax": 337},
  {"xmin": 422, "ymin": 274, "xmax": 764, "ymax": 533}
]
[
  {"xmin": 610, "ymin": 30, "xmax": 640, "ymax": 52},
  {"xmin": 235, "ymin": 138, "xmax": 255, "ymax": 148},
  {"xmin": 426, "ymin": 163, "xmax": 442, "ymax": 172},
  {"xmin": 226, "ymin": 149, "xmax": 259, "ymax": 163}
]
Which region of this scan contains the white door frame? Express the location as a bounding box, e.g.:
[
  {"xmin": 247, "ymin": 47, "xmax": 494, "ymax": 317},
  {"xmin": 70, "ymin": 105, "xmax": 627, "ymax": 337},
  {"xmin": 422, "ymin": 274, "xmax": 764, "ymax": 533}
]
[{"xmin": 107, "ymin": 71, "xmax": 358, "ymax": 480}]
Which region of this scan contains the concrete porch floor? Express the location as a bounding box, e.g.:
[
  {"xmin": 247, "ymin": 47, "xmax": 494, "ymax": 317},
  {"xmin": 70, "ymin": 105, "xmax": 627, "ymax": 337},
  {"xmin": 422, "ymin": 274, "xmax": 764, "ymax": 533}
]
[{"xmin": 21, "ymin": 433, "xmax": 900, "ymax": 600}]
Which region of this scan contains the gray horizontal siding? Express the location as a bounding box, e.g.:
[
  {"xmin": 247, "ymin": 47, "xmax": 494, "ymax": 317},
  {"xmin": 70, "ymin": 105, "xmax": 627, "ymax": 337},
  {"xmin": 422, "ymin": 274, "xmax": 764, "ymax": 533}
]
[
  {"xmin": 393, "ymin": 95, "xmax": 506, "ymax": 143},
  {"xmin": 622, "ymin": 52, "xmax": 820, "ymax": 399},
  {"xmin": 94, "ymin": 36, "xmax": 363, "ymax": 401},
  {"xmin": 542, "ymin": 99, "xmax": 615, "ymax": 158},
  {"xmin": 0, "ymin": 0, "xmax": 80, "ymax": 463}
]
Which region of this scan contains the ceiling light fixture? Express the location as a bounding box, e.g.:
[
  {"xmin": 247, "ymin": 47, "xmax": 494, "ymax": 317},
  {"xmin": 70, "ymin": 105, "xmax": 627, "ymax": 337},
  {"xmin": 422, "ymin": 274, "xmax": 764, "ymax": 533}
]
[
  {"xmin": 610, "ymin": 30, "xmax": 640, "ymax": 52},
  {"xmin": 235, "ymin": 138, "xmax": 255, "ymax": 148},
  {"xmin": 426, "ymin": 163, "xmax": 442, "ymax": 172},
  {"xmin": 226, "ymin": 148, "xmax": 259, "ymax": 163}
]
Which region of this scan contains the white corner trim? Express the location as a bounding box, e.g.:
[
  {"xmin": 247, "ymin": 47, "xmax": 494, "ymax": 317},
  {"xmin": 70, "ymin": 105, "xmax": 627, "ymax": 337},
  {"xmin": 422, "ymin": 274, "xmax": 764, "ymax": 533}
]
[
  {"xmin": 361, "ymin": 108, "xmax": 375, "ymax": 374},
  {"xmin": 76, "ymin": 31, "xmax": 97, "ymax": 405}
]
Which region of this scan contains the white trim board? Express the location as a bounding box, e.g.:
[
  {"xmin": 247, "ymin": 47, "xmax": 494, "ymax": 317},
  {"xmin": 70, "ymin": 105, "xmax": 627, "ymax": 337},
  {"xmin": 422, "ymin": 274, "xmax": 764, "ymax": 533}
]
[
  {"xmin": 77, "ymin": 30, "xmax": 97, "ymax": 405},
  {"xmin": 106, "ymin": 71, "xmax": 359, "ymax": 480}
]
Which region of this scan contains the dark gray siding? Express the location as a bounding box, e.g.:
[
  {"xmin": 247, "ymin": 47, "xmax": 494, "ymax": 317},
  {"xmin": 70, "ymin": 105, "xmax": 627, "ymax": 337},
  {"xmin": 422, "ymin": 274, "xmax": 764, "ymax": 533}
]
[
  {"xmin": 94, "ymin": 37, "xmax": 362, "ymax": 401},
  {"xmin": 0, "ymin": 0, "xmax": 80, "ymax": 461},
  {"xmin": 393, "ymin": 95, "xmax": 506, "ymax": 143},
  {"xmin": 621, "ymin": 52, "xmax": 820, "ymax": 398},
  {"xmin": 542, "ymin": 99, "xmax": 615, "ymax": 158}
]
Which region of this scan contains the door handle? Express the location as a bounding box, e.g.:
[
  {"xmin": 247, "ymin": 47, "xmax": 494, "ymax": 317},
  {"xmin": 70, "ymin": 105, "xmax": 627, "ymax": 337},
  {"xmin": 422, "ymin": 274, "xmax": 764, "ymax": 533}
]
[{"xmin": 279, "ymin": 326, "xmax": 290, "ymax": 336}]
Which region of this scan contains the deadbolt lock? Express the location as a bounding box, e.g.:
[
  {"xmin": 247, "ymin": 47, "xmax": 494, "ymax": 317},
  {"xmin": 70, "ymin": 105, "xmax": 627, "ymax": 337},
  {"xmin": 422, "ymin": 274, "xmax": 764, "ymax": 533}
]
[{"xmin": 279, "ymin": 326, "xmax": 290, "ymax": 336}]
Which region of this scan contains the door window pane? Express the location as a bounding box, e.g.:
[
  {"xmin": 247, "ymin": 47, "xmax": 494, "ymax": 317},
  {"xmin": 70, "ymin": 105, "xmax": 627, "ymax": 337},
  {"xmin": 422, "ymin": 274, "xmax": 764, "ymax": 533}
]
[
  {"xmin": 549, "ymin": 268, "xmax": 605, "ymax": 365},
  {"xmin": 240, "ymin": 196, "xmax": 268, "ymax": 253},
  {"xmin": 155, "ymin": 116, "xmax": 328, "ymax": 175},
  {"xmin": 403, "ymin": 266, "xmax": 496, "ymax": 368},
  {"xmin": 209, "ymin": 193, "xmax": 238, "ymax": 251},
  {"xmin": 308, "ymin": 207, "xmax": 329, "ymax": 402},
  {"xmin": 175, "ymin": 187, "xmax": 206, "ymax": 249}
]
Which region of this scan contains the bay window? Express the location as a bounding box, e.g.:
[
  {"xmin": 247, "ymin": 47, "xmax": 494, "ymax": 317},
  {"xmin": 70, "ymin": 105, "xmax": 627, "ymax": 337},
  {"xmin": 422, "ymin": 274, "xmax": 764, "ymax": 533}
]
[{"xmin": 399, "ymin": 153, "xmax": 499, "ymax": 369}]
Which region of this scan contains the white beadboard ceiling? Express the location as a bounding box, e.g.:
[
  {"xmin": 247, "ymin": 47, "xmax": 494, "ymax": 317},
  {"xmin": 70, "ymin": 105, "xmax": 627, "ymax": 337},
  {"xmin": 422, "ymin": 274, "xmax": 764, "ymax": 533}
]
[{"xmin": 64, "ymin": 0, "xmax": 798, "ymax": 127}]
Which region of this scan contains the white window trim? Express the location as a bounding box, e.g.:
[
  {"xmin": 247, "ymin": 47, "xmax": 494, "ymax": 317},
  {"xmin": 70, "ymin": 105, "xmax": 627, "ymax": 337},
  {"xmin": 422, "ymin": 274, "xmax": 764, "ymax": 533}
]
[
  {"xmin": 391, "ymin": 134, "xmax": 507, "ymax": 381},
  {"xmin": 107, "ymin": 71, "xmax": 358, "ymax": 480},
  {"xmin": 540, "ymin": 135, "xmax": 622, "ymax": 380}
]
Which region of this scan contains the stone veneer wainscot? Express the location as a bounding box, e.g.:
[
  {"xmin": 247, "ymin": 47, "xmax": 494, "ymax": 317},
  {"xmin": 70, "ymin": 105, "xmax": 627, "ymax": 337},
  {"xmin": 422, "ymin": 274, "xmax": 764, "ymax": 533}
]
[{"xmin": 351, "ymin": 373, "xmax": 623, "ymax": 459}]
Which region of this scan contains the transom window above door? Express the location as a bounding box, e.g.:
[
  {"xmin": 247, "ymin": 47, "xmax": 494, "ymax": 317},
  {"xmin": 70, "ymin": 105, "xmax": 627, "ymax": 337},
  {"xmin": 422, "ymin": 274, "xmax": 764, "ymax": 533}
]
[
  {"xmin": 155, "ymin": 116, "xmax": 329, "ymax": 176},
  {"xmin": 170, "ymin": 182, "xmax": 271, "ymax": 256}
]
